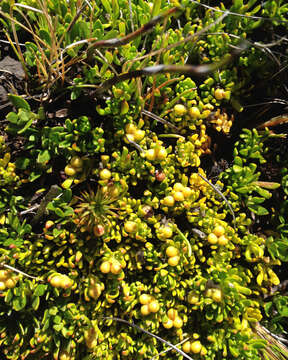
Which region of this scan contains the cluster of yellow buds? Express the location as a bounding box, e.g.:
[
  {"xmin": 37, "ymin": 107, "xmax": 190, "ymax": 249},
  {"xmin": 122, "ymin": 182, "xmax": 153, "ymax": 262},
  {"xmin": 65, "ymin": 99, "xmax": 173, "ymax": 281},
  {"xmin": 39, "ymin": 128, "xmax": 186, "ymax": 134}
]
[
  {"xmin": 139, "ymin": 294, "xmax": 160, "ymax": 316},
  {"xmin": 162, "ymin": 308, "xmax": 183, "ymax": 329},
  {"xmin": 124, "ymin": 123, "xmax": 145, "ymax": 143},
  {"xmin": 171, "ymin": 182, "xmax": 193, "ymax": 202},
  {"xmin": 172, "ymin": 102, "xmax": 212, "ymax": 123},
  {"xmin": 64, "ymin": 156, "xmax": 84, "ymax": 177},
  {"xmin": 161, "ymin": 182, "xmax": 194, "ymax": 208},
  {"xmin": 0, "ymin": 153, "xmax": 19, "ymax": 186},
  {"xmin": 206, "ymin": 287, "xmax": 223, "ymax": 303},
  {"xmin": 182, "ymin": 340, "xmax": 204, "ymax": 354},
  {"xmin": 62, "ymin": 155, "xmax": 86, "ymax": 188},
  {"xmin": 210, "ymin": 109, "xmax": 234, "ymax": 134},
  {"xmin": 145, "ymin": 146, "xmax": 167, "ymax": 161},
  {"xmin": 0, "ymin": 270, "xmax": 19, "ymax": 291},
  {"xmin": 100, "ymin": 259, "xmax": 125, "ymax": 275},
  {"xmin": 84, "ymin": 321, "xmax": 98, "ymax": 349},
  {"xmin": 156, "ymin": 224, "xmax": 173, "ymax": 240},
  {"xmin": 207, "ymin": 225, "xmax": 229, "ymax": 246},
  {"xmin": 214, "ymin": 88, "xmax": 231, "ymax": 101},
  {"xmin": 189, "ymin": 169, "xmax": 211, "ymax": 194},
  {"xmin": 166, "ymin": 245, "xmax": 180, "ymax": 266},
  {"xmin": 188, "ymin": 124, "xmax": 209, "ymax": 150},
  {"xmin": 48, "ymin": 273, "xmax": 74, "ymax": 289},
  {"xmin": 85, "ymin": 275, "xmax": 105, "ymax": 301}
]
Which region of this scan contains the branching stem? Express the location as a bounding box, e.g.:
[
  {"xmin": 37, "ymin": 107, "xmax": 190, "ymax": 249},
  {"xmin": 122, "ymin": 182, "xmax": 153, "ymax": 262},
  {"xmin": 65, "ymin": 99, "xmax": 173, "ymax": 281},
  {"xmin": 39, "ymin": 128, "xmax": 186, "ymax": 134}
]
[{"xmin": 1, "ymin": 263, "xmax": 43, "ymax": 281}]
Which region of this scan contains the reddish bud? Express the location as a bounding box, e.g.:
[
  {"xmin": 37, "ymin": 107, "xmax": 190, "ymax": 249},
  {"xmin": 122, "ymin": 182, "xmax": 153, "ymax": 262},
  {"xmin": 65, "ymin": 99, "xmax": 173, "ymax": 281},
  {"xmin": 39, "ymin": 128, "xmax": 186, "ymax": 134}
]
[{"xmin": 155, "ymin": 170, "xmax": 166, "ymax": 182}]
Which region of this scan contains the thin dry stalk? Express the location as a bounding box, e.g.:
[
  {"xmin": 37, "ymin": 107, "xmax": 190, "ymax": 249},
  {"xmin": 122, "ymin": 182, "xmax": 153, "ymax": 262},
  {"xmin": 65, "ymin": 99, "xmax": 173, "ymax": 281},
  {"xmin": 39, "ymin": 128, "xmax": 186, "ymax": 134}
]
[
  {"xmin": 63, "ymin": 7, "xmax": 179, "ymax": 54},
  {"xmin": 147, "ymin": 16, "xmax": 169, "ymax": 112},
  {"xmin": 150, "ymin": 337, "xmax": 190, "ymax": 359},
  {"xmin": 144, "ymin": 76, "xmax": 182, "ymax": 101},
  {"xmin": 189, "ymin": 0, "xmax": 288, "ymax": 24},
  {"xmin": 2, "ymin": 29, "xmax": 28, "ymax": 78},
  {"xmin": 13, "ymin": 6, "xmax": 51, "ymax": 80},
  {"xmin": 102, "ymin": 317, "xmax": 195, "ymax": 360},
  {"xmin": 0, "ymin": 9, "xmax": 45, "ymax": 46},
  {"xmin": 141, "ymin": 109, "xmax": 180, "ymax": 132},
  {"xmin": 8, "ymin": 6, "xmax": 28, "ymax": 79},
  {"xmin": 254, "ymin": 323, "xmax": 288, "ymax": 360},
  {"xmin": 1, "ymin": 263, "xmax": 43, "ymax": 281},
  {"xmin": 58, "ymin": 1, "xmax": 89, "ymax": 47},
  {"xmin": 128, "ymin": 11, "xmax": 229, "ymax": 65},
  {"xmin": 91, "ymin": 43, "xmax": 246, "ymax": 97},
  {"xmin": 197, "ymin": 172, "xmax": 236, "ymax": 227}
]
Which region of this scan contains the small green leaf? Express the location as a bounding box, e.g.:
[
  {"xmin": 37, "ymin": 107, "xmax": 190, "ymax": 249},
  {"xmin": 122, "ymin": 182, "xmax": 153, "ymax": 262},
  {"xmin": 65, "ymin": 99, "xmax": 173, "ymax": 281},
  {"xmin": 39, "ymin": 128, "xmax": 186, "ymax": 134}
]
[
  {"xmin": 151, "ymin": 0, "xmax": 161, "ymax": 18},
  {"xmin": 112, "ymin": 0, "xmax": 119, "ymax": 27},
  {"xmin": 248, "ymin": 205, "xmax": 269, "ymax": 215},
  {"xmin": 5, "ymin": 289, "xmax": 13, "ymax": 303},
  {"xmin": 34, "ymin": 284, "xmax": 48, "ymax": 297},
  {"xmin": 37, "ymin": 150, "xmax": 51, "ymax": 164},
  {"xmin": 255, "ymin": 181, "xmax": 280, "ymax": 190},
  {"xmin": 94, "ymin": 19, "xmax": 104, "ymax": 34},
  {"xmin": 255, "ymin": 186, "xmax": 271, "ymax": 199},
  {"xmin": 237, "ymin": 186, "xmax": 250, "ymax": 194},
  {"xmin": 63, "ymin": 208, "xmax": 74, "ymax": 217},
  {"xmin": 6, "ymin": 112, "xmax": 19, "ymax": 124},
  {"xmin": 38, "ymin": 29, "xmax": 51, "ymax": 45},
  {"xmin": 15, "ymin": 157, "xmax": 31, "ymax": 170},
  {"xmin": 233, "ymin": 0, "xmax": 243, "ymax": 10},
  {"xmin": 232, "ymin": 164, "xmax": 242, "ymax": 173},
  {"xmin": 264, "ymin": 301, "xmax": 273, "ymax": 316},
  {"xmin": 52, "ymin": 228, "xmax": 62, "ymax": 237},
  {"xmin": 234, "ymin": 156, "xmax": 243, "ymax": 167},
  {"xmin": 32, "ymin": 296, "xmax": 40, "ymax": 310},
  {"xmin": 43, "ymin": 319, "xmax": 50, "ymax": 332},
  {"xmin": 61, "ymin": 178, "xmax": 74, "ymax": 189},
  {"xmin": 247, "ymin": 196, "xmax": 265, "ymax": 205},
  {"xmin": 248, "ymin": 339, "xmax": 266, "ymax": 349},
  {"xmin": 55, "ymin": 208, "xmax": 65, "ymax": 217},
  {"xmin": 119, "ymin": 21, "xmax": 126, "ymax": 35},
  {"xmin": 3, "ymin": 238, "xmax": 23, "ymax": 247},
  {"xmin": 49, "ymin": 307, "xmax": 58, "ymax": 316},
  {"xmin": 18, "ymin": 118, "xmax": 34, "ymax": 134},
  {"xmin": 105, "ymin": 50, "xmax": 113, "ymax": 64},
  {"xmin": 25, "ymin": 41, "xmax": 38, "ymax": 52},
  {"xmin": 276, "ymin": 241, "xmax": 288, "ymax": 261},
  {"xmin": 8, "ymin": 94, "xmax": 30, "ymax": 111},
  {"xmin": 53, "ymin": 323, "xmax": 64, "ymax": 332},
  {"xmin": 279, "ymin": 307, "xmax": 288, "ymax": 317},
  {"xmin": 62, "ymin": 189, "xmax": 72, "ymax": 202},
  {"xmin": 65, "ymin": 118, "xmax": 73, "ymax": 132},
  {"xmin": 12, "ymin": 295, "xmax": 27, "ymax": 311},
  {"xmin": 239, "ymin": 148, "xmax": 249, "ymax": 157},
  {"xmin": 103, "ymin": 29, "xmax": 118, "ymax": 40},
  {"xmin": 29, "ymin": 171, "xmax": 42, "ymax": 182},
  {"xmin": 53, "ymin": 315, "xmax": 62, "ymax": 324},
  {"xmin": 235, "ymin": 284, "xmax": 252, "ymax": 295},
  {"xmin": 101, "ymin": 0, "xmax": 112, "ymax": 14}
]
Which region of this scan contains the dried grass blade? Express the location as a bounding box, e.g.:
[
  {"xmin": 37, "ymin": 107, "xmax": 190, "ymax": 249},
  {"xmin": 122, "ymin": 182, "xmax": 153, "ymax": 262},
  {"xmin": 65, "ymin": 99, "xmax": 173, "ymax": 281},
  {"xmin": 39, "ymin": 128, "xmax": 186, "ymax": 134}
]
[
  {"xmin": 141, "ymin": 109, "xmax": 180, "ymax": 131},
  {"xmin": 197, "ymin": 172, "xmax": 236, "ymax": 227}
]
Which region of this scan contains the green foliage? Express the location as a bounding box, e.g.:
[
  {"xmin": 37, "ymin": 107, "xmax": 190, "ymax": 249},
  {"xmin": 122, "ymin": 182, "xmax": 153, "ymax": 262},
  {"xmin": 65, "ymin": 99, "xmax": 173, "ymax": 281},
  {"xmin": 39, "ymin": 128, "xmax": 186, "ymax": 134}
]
[
  {"xmin": 264, "ymin": 295, "xmax": 288, "ymax": 334},
  {"xmin": 220, "ymin": 129, "xmax": 279, "ymax": 216},
  {"xmin": 0, "ymin": 213, "xmax": 32, "ymax": 248},
  {"xmin": 0, "ymin": 0, "xmax": 288, "ymax": 360}
]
